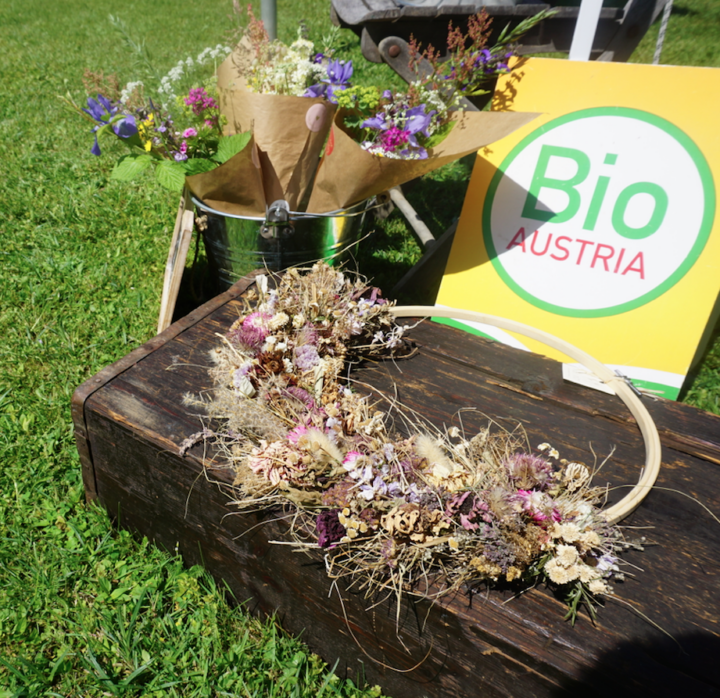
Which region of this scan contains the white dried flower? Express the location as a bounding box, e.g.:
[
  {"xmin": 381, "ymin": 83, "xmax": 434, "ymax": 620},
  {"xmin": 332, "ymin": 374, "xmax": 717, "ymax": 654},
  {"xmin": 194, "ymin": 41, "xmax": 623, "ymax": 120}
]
[
  {"xmin": 545, "ymin": 558, "xmax": 580, "ymax": 585},
  {"xmin": 256, "ymin": 274, "xmax": 269, "ymax": 294},
  {"xmin": 551, "ymin": 522, "xmax": 581, "ymax": 543},
  {"xmin": 233, "ymin": 374, "xmax": 256, "ymax": 398},
  {"xmin": 269, "ymin": 312, "xmax": 289, "ymax": 330},
  {"xmin": 577, "ymin": 563, "xmax": 601, "ymax": 583},
  {"xmin": 564, "ymin": 462, "xmax": 591, "ymax": 491},
  {"xmin": 588, "ymin": 579, "xmax": 609, "ymax": 594},
  {"xmin": 579, "ymin": 530, "xmax": 601, "ymax": 548},
  {"xmin": 555, "ymin": 544, "xmax": 580, "ymax": 568}
]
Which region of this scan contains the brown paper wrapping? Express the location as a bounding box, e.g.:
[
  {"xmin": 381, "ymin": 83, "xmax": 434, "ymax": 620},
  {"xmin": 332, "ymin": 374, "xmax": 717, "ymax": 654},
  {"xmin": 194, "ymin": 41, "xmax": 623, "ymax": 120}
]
[
  {"xmin": 185, "ymin": 136, "xmax": 266, "ymax": 218},
  {"xmin": 216, "ymin": 52, "xmax": 336, "ymax": 211},
  {"xmin": 186, "ymin": 47, "xmax": 539, "ymax": 217},
  {"xmin": 305, "ymin": 109, "xmax": 540, "ymax": 214}
]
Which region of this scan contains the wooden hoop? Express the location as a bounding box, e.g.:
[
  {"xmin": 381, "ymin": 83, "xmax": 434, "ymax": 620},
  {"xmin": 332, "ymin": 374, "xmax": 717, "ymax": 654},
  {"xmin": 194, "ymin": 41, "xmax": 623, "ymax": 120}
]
[{"xmin": 391, "ymin": 306, "xmax": 662, "ymax": 525}]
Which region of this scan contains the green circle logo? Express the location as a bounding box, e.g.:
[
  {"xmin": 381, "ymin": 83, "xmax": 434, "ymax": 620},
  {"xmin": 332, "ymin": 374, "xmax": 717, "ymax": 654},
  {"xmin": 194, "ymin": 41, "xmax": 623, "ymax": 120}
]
[{"xmin": 483, "ymin": 107, "xmax": 716, "ymax": 317}]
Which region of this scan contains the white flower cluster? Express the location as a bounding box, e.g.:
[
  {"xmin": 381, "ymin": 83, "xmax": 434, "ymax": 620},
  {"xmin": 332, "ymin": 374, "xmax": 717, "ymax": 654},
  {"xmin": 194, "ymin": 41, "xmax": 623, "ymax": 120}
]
[
  {"xmin": 119, "ymin": 81, "xmax": 144, "ymax": 105},
  {"xmin": 543, "ymin": 521, "xmax": 612, "ymax": 594},
  {"xmin": 248, "ymin": 38, "xmax": 324, "ymax": 97},
  {"xmin": 157, "ymin": 44, "xmax": 232, "ymax": 100},
  {"xmin": 410, "ymin": 81, "xmax": 450, "ymax": 124}
]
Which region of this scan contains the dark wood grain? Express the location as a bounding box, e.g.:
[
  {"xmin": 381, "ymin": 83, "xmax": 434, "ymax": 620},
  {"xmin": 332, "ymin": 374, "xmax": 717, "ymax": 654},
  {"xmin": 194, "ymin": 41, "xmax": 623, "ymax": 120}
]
[{"xmin": 73, "ymin": 277, "xmax": 720, "ymax": 698}]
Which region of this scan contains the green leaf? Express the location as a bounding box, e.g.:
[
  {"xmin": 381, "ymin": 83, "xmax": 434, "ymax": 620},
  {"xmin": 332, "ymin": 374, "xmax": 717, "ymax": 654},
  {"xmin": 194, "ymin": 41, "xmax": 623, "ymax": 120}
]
[
  {"xmin": 213, "ymin": 131, "xmax": 252, "ymax": 164},
  {"xmin": 155, "ymin": 160, "xmax": 187, "ymax": 192},
  {"xmin": 182, "ymin": 158, "xmax": 218, "ymax": 176},
  {"xmin": 110, "ymin": 154, "xmax": 153, "ymax": 182}
]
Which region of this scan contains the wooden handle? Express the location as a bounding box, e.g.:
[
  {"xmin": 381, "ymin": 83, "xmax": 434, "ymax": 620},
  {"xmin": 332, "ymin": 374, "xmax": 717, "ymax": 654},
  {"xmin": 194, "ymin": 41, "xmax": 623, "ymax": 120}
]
[{"xmin": 157, "ymin": 189, "xmax": 194, "ymax": 334}]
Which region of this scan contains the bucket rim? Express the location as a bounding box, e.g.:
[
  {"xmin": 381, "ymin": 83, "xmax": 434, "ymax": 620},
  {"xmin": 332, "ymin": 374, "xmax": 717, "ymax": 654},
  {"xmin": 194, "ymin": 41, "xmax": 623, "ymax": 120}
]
[{"xmin": 191, "ymin": 196, "xmax": 370, "ymax": 222}]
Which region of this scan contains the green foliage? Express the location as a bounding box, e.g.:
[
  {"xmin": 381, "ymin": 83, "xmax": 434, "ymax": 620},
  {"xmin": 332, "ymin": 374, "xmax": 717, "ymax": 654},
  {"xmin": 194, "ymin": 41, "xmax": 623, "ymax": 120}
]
[
  {"xmin": 108, "ymin": 130, "xmax": 253, "ymax": 192},
  {"xmin": 182, "ymin": 158, "xmax": 219, "ymax": 176},
  {"xmin": 112, "ymin": 153, "xmax": 154, "ymax": 182},
  {"xmin": 213, "ymin": 132, "xmax": 252, "ymax": 164},
  {"xmin": 334, "ymin": 86, "xmax": 381, "ymax": 115},
  {"xmin": 155, "ymin": 159, "xmax": 187, "ymax": 192}
]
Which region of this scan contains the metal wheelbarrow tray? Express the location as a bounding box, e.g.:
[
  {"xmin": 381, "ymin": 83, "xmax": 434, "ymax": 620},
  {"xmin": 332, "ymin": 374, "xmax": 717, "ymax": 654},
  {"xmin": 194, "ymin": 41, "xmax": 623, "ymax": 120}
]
[{"xmin": 332, "ymin": 0, "xmax": 669, "ymax": 64}]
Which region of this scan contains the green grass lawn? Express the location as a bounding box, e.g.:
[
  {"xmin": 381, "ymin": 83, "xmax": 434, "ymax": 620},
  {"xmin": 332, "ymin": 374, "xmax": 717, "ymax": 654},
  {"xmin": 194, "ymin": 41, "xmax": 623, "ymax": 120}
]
[{"xmin": 0, "ymin": 0, "xmax": 718, "ymax": 695}]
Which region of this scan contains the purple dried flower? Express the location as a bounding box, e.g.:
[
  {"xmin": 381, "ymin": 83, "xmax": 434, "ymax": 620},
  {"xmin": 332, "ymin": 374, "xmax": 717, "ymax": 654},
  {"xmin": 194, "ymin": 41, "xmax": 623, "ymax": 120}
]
[
  {"xmin": 294, "ymin": 344, "xmax": 320, "ymax": 371},
  {"xmin": 316, "ymin": 510, "xmax": 346, "ymax": 548},
  {"xmin": 321, "ymin": 480, "xmax": 354, "ymax": 508},
  {"xmin": 283, "ymin": 386, "xmax": 315, "ymax": 408}
]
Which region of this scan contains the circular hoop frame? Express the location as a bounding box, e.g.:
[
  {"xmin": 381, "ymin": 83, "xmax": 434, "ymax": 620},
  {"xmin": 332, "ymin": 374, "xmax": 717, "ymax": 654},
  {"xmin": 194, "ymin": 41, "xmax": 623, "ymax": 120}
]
[{"xmin": 390, "ymin": 306, "xmax": 662, "ymax": 525}]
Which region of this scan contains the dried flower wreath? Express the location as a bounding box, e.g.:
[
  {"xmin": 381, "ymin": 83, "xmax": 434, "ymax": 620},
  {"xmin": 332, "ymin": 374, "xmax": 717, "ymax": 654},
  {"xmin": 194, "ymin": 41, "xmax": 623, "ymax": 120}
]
[{"xmin": 185, "ymin": 263, "xmax": 644, "ymax": 623}]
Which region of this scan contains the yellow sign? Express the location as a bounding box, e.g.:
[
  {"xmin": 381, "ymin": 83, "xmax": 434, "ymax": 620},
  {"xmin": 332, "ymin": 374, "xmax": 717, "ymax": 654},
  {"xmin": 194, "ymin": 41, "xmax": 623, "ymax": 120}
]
[{"xmin": 437, "ymin": 58, "xmax": 720, "ymax": 399}]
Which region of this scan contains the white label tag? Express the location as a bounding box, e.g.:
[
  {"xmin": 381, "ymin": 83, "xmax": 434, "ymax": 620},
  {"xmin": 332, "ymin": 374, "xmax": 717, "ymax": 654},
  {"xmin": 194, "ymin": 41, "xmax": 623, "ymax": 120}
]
[{"xmin": 562, "ymin": 363, "xmax": 616, "ymax": 395}]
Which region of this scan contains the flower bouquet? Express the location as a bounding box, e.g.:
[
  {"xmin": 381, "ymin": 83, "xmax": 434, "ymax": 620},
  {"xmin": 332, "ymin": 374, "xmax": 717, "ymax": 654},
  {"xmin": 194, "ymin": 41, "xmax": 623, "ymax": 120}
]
[
  {"xmin": 68, "ymin": 7, "xmax": 544, "ymax": 218},
  {"xmin": 207, "ymin": 6, "xmax": 542, "ymax": 216},
  {"xmin": 185, "ymin": 263, "xmax": 657, "ymax": 622}
]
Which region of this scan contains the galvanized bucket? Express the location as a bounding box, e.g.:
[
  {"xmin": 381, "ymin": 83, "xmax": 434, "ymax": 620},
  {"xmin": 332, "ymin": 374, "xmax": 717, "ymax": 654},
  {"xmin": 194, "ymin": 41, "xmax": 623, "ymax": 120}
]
[{"xmin": 193, "ymin": 197, "xmax": 369, "ymax": 292}]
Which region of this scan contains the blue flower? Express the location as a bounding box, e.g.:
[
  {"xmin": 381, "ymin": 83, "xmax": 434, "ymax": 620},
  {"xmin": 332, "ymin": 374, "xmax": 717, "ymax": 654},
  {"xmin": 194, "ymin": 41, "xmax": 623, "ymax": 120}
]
[
  {"xmin": 303, "ymin": 59, "xmax": 353, "ymax": 104},
  {"xmin": 326, "ymin": 59, "xmax": 353, "ymax": 86},
  {"xmin": 82, "ymin": 94, "xmax": 138, "ymax": 156}
]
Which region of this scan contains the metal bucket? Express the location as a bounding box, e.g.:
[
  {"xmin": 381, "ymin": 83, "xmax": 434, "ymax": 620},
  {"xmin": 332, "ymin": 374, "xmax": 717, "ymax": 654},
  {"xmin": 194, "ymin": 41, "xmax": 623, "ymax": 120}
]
[{"xmin": 193, "ymin": 198, "xmax": 369, "ymax": 292}]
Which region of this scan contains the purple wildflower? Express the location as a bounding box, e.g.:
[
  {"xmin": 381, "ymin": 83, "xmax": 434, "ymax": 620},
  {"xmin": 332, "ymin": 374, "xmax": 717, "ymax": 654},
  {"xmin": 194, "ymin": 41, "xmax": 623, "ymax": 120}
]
[
  {"xmin": 362, "ymin": 103, "xmax": 435, "ymax": 159},
  {"xmin": 82, "ymin": 94, "xmax": 137, "ymax": 156},
  {"xmin": 304, "ymin": 59, "xmax": 353, "ymax": 104},
  {"xmin": 380, "ymin": 126, "xmax": 409, "ymax": 150}
]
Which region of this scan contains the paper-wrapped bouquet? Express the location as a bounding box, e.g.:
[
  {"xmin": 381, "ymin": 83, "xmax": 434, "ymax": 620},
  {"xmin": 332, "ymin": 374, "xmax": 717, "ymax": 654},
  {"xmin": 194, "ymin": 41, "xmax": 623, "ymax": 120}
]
[{"xmin": 70, "ymin": 7, "xmax": 544, "ymax": 217}]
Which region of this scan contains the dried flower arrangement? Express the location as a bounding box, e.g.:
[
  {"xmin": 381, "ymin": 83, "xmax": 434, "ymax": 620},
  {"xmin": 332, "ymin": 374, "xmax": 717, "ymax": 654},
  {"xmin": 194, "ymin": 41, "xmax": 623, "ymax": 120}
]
[{"xmin": 185, "ymin": 264, "xmax": 641, "ymax": 623}]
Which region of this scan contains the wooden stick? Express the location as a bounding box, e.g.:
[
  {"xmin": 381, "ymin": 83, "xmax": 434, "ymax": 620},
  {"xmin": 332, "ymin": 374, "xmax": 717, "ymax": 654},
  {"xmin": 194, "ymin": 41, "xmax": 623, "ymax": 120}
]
[
  {"xmin": 389, "ymin": 186, "xmax": 435, "ymax": 248},
  {"xmin": 157, "ymin": 188, "xmax": 193, "ymax": 334}
]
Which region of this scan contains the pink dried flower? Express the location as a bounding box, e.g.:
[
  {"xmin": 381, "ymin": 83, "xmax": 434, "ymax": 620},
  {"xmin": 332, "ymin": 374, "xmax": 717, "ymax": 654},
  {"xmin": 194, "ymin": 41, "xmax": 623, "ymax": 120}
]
[
  {"xmin": 287, "ymin": 425, "xmax": 308, "ymax": 444},
  {"xmin": 248, "ymin": 440, "xmax": 302, "ymax": 485},
  {"xmin": 229, "ymin": 312, "xmax": 271, "ymax": 349},
  {"xmin": 505, "ymin": 453, "xmax": 553, "ymax": 490},
  {"xmin": 514, "ymin": 489, "xmax": 558, "ymax": 525}
]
